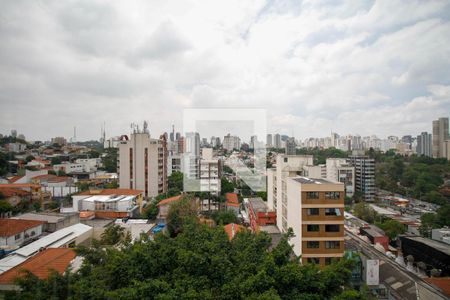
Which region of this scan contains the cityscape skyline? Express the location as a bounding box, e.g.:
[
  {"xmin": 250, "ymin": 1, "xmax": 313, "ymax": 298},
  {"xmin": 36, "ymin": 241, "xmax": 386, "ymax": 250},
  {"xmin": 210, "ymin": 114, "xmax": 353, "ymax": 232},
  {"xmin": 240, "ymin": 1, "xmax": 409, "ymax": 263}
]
[{"xmin": 1, "ymin": 1, "xmax": 450, "ymax": 140}]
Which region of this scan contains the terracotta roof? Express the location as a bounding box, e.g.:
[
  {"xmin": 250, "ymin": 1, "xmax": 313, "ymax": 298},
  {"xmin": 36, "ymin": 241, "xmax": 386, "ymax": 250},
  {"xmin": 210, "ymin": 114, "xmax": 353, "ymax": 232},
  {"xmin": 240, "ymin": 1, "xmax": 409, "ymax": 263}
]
[
  {"xmin": 223, "ymin": 223, "xmax": 244, "ymax": 240},
  {"xmin": 424, "ymin": 277, "xmax": 450, "ymax": 297},
  {"xmin": 0, "ymin": 219, "xmax": 45, "ymax": 237},
  {"xmin": 76, "ymin": 189, "xmax": 143, "ymax": 196},
  {"xmin": 48, "ymin": 176, "xmax": 71, "ymax": 183},
  {"xmin": 31, "ymin": 174, "xmax": 56, "ymax": 181},
  {"xmin": 8, "ymin": 176, "xmax": 24, "ymax": 183},
  {"xmin": 79, "ymin": 211, "xmax": 95, "ymax": 219},
  {"xmin": 0, "ymin": 184, "xmax": 40, "ymax": 189},
  {"xmin": 0, "ymin": 188, "xmax": 30, "ymax": 198},
  {"xmin": 226, "ymin": 193, "xmax": 239, "ymax": 207},
  {"xmin": 157, "ymin": 195, "xmax": 182, "ymax": 206},
  {"xmin": 0, "ymin": 248, "xmax": 76, "ymax": 284}
]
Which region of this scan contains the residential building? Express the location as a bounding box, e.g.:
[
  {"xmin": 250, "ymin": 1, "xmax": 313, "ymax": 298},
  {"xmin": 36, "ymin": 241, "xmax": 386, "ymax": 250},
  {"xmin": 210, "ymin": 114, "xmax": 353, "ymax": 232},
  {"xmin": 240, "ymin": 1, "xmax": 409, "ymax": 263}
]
[
  {"xmin": 225, "ymin": 193, "xmax": 240, "ymax": 215},
  {"xmin": 416, "ymin": 132, "xmax": 432, "ymax": 157},
  {"xmin": 199, "ymin": 148, "xmax": 221, "ymax": 195},
  {"xmin": 223, "ymin": 223, "xmax": 244, "ymax": 240},
  {"xmin": 284, "ymin": 177, "xmax": 345, "ymax": 266},
  {"xmin": 247, "ymin": 197, "xmax": 276, "ymax": 232},
  {"xmin": 266, "ymin": 134, "xmax": 272, "ymax": 147},
  {"xmin": 302, "ymin": 164, "xmax": 326, "ymax": 179},
  {"xmin": 431, "ymin": 228, "xmax": 450, "ymax": 245},
  {"xmin": 183, "ymin": 132, "xmax": 201, "ymax": 179},
  {"xmin": 0, "ymin": 219, "xmax": 44, "ymax": 249},
  {"xmin": 326, "ymin": 158, "xmax": 355, "ymax": 197},
  {"xmin": 223, "ymin": 134, "xmax": 240, "ymax": 152},
  {"xmin": 71, "ymin": 189, "xmax": 144, "ymax": 218},
  {"xmin": 432, "ymin": 117, "xmax": 450, "ymax": 158},
  {"xmin": 0, "ymin": 248, "xmax": 76, "ymax": 291},
  {"xmin": 118, "ymin": 130, "xmax": 168, "ymax": 198},
  {"xmin": 348, "ymin": 155, "xmax": 375, "ymax": 201},
  {"xmin": 285, "ymin": 137, "xmax": 296, "ymax": 155},
  {"xmin": 51, "ymin": 137, "xmax": 67, "ymax": 145},
  {"xmin": 167, "ymin": 153, "xmax": 182, "ymax": 176},
  {"xmin": 12, "ymin": 212, "xmax": 79, "ymax": 233},
  {"xmin": 6, "ymin": 143, "xmax": 26, "ymax": 152},
  {"xmin": 267, "ymin": 154, "xmax": 313, "ymax": 217},
  {"xmin": 359, "ymin": 225, "xmax": 389, "ymax": 251},
  {"xmin": 156, "ymin": 195, "xmax": 182, "ymax": 221},
  {"xmin": 273, "ymin": 134, "xmax": 281, "ymax": 148}
]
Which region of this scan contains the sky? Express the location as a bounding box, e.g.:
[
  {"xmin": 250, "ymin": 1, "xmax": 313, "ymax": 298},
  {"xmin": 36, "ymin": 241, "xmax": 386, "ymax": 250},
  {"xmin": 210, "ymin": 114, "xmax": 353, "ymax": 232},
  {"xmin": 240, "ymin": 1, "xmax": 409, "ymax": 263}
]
[{"xmin": 0, "ymin": 0, "xmax": 450, "ymax": 142}]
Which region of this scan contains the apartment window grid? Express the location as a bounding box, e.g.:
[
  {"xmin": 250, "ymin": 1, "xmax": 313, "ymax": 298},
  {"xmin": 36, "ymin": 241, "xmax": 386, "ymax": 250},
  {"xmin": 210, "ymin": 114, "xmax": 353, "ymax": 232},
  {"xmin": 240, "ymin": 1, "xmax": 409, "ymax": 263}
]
[
  {"xmin": 307, "ymin": 208, "xmax": 319, "ymax": 216},
  {"xmin": 144, "ymin": 148, "xmax": 148, "ymax": 197},
  {"xmin": 325, "ymin": 224, "xmax": 340, "ymax": 232},
  {"xmin": 306, "ymin": 192, "xmax": 319, "ymax": 199},
  {"xmin": 325, "ymin": 192, "xmax": 340, "ymax": 199},
  {"xmin": 325, "ymin": 241, "xmax": 340, "ymax": 249},
  {"xmin": 306, "ymin": 241, "xmax": 320, "ymax": 249},
  {"xmin": 129, "ymin": 148, "xmax": 133, "ymax": 189},
  {"xmin": 307, "ymin": 224, "xmax": 320, "ymax": 232}
]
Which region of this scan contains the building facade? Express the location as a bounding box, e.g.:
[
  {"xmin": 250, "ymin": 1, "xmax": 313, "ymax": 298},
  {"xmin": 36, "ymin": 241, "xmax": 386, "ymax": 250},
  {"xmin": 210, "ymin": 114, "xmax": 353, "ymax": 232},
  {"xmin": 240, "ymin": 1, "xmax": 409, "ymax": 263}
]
[
  {"xmin": 432, "ymin": 117, "xmax": 449, "ymax": 158},
  {"xmin": 284, "ymin": 177, "xmax": 345, "ymax": 266},
  {"xmin": 326, "ymin": 158, "xmax": 355, "ymax": 197},
  {"xmin": 118, "ymin": 132, "xmax": 167, "ymax": 198},
  {"xmin": 348, "ymin": 155, "xmax": 375, "ymax": 201},
  {"xmin": 416, "ymin": 132, "xmax": 432, "ymax": 157}
]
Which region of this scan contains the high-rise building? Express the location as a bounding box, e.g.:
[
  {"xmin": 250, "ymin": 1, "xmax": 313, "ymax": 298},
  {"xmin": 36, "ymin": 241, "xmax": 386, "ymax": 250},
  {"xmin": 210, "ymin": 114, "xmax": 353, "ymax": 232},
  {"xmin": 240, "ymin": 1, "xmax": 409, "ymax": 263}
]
[
  {"xmin": 223, "ymin": 134, "xmax": 240, "ymax": 152},
  {"xmin": 250, "ymin": 135, "xmax": 257, "ymax": 149},
  {"xmin": 348, "ymin": 155, "xmax": 375, "ymax": 202},
  {"xmin": 266, "ymin": 134, "xmax": 273, "ymax": 147},
  {"xmin": 199, "ymin": 148, "xmax": 221, "ymax": 195},
  {"xmin": 326, "ymin": 158, "xmax": 355, "ymax": 197},
  {"xmin": 432, "ymin": 117, "xmax": 449, "ymax": 158},
  {"xmin": 285, "ymin": 137, "xmax": 296, "ymax": 155},
  {"xmin": 274, "ymin": 134, "xmax": 281, "ymax": 148},
  {"xmin": 118, "ymin": 130, "xmax": 168, "ymax": 198},
  {"xmin": 183, "ymin": 132, "xmax": 201, "ymax": 179},
  {"xmin": 416, "ymin": 132, "xmax": 432, "ymax": 157},
  {"xmin": 267, "ymin": 154, "xmax": 313, "ymax": 218},
  {"xmin": 286, "ymin": 177, "xmax": 344, "ymax": 266},
  {"xmin": 11, "ymin": 130, "xmax": 17, "ymax": 138}
]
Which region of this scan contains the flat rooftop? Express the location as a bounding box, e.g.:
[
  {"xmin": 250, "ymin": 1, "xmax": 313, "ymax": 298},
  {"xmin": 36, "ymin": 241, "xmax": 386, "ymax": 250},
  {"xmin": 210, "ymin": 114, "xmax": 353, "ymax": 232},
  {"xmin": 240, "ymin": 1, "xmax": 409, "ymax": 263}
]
[
  {"xmin": 292, "ymin": 176, "xmax": 335, "ymax": 184},
  {"xmin": 82, "ymin": 195, "xmax": 135, "ymax": 203},
  {"xmin": 401, "ymin": 236, "xmax": 450, "ymax": 256},
  {"xmin": 248, "ymin": 197, "xmax": 269, "ymax": 213}
]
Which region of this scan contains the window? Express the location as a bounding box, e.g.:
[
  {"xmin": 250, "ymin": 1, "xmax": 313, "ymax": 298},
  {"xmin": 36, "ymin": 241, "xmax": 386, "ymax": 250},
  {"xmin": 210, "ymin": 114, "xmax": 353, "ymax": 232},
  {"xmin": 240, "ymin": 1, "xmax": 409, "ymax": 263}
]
[
  {"xmin": 325, "ymin": 257, "xmax": 333, "ymax": 265},
  {"xmin": 325, "ymin": 208, "xmax": 341, "ymax": 216},
  {"xmin": 15, "ymin": 233, "xmax": 21, "ymax": 240},
  {"xmin": 325, "ymin": 192, "xmax": 340, "ymax": 199},
  {"xmin": 325, "ymin": 225, "xmax": 340, "ymax": 232},
  {"xmin": 307, "ymin": 241, "xmax": 320, "ymax": 248},
  {"xmin": 284, "ymin": 157, "xmax": 288, "ymax": 162},
  {"xmin": 307, "ymin": 258, "xmax": 320, "ymax": 264},
  {"xmin": 306, "ymin": 192, "xmax": 319, "ymax": 199},
  {"xmin": 325, "ymin": 241, "xmax": 340, "ymax": 249},
  {"xmin": 307, "ymin": 225, "xmax": 320, "ymax": 232},
  {"xmin": 307, "ymin": 208, "xmax": 319, "ymax": 216}
]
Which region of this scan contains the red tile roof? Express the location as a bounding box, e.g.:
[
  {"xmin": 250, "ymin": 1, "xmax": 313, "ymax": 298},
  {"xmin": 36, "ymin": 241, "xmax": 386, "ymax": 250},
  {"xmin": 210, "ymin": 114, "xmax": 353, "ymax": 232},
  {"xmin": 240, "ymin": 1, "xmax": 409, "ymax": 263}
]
[
  {"xmin": 0, "ymin": 219, "xmax": 45, "ymax": 237},
  {"xmin": 0, "ymin": 184, "xmax": 40, "ymax": 189},
  {"xmin": 223, "ymin": 223, "xmax": 244, "ymax": 240},
  {"xmin": 8, "ymin": 176, "xmax": 24, "ymax": 183},
  {"xmin": 157, "ymin": 195, "xmax": 182, "ymax": 206},
  {"xmin": 0, "ymin": 248, "xmax": 76, "ymax": 284},
  {"xmin": 226, "ymin": 193, "xmax": 239, "ymax": 207},
  {"xmin": 31, "ymin": 174, "xmax": 56, "ymax": 181},
  {"xmin": 0, "ymin": 188, "xmax": 30, "ymax": 198},
  {"xmin": 76, "ymin": 189, "xmax": 143, "ymax": 196},
  {"xmin": 424, "ymin": 277, "xmax": 450, "ymax": 297}
]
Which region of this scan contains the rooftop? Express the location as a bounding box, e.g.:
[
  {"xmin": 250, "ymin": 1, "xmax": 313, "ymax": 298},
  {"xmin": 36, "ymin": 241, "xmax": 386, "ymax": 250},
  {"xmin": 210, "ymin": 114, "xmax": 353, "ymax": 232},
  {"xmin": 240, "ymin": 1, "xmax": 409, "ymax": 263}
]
[
  {"xmin": 0, "ymin": 248, "xmax": 76, "ymax": 285},
  {"xmin": 248, "ymin": 197, "xmax": 269, "ymax": 213},
  {"xmin": 76, "ymin": 188, "xmax": 143, "ymax": 196},
  {"xmin": 226, "ymin": 193, "xmax": 239, "ymax": 207},
  {"xmin": 157, "ymin": 195, "xmax": 182, "ymax": 206},
  {"xmin": 291, "ymin": 177, "xmax": 336, "ymax": 185},
  {"xmin": 12, "ymin": 212, "xmax": 74, "ymax": 224},
  {"xmin": 0, "ymin": 188, "xmax": 30, "ymax": 197},
  {"xmin": 223, "ymin": 223, "xmax": 244, "ymax": 240},
  {"xmin": 401, "ymin": 235, "xmax": 450, "ymax": 256},
  {"xmin": 81, "ymin": 194, "xmax": 136, "ymax": 203},
  {"xmin": 0, "ymin": 219, "xmax": 45, "ymax": 237}
]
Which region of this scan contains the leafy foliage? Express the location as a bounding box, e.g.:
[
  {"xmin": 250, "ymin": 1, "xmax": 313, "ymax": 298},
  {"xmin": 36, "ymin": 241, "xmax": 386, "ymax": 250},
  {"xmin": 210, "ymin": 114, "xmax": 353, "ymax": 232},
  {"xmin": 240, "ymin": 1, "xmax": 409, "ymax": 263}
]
[
  {"xmin": 419, "ymin": 204, "xmax": 450, "ymax": 237},
  {"xmin": 221, "ymin": 178, "xmax": 235, "ymax": 195},
  {"xmin": 211, "ymin": 210, "xmax": 238, "ymax": 225},
  {"xmin": 296, "ymin": 147, "xmax": 349, "ymax": 165},
  {"xmin": 375, "ymin": 219, "xmax": 405, "ymax": 240},
  {"xmin": 7, "ymin": 218, "xmax": 363, "ymax": 300},
  {"xmin": 353, "ymin": 202, "xmax": 378, "ymax": 224},
  {"xmin": 101, "ymin": 224, "xmax": 127, "ymax": 245},
  {"xmin": 100, "ymin": 148, "xmax": 118, "ymax": 173}
]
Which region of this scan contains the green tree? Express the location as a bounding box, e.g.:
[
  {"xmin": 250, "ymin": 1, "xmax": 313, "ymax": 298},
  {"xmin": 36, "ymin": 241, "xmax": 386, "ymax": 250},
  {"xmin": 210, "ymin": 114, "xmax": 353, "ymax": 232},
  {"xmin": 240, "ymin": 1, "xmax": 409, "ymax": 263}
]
[
  {"xmin": 221, "ymin": 178, "xmax": 235, "ymax": 195},
  {"xmin": 353, "ymin": 202, "xmax": 378, "ymax": 224},
  {"xmin": 51, "ymin": 157, "xmax": 62, "ymax": 165},
  {"xmin": 376, "ymin": 219, "xmax": 406, "ymax": 240},
  {"xmin": 166, "ymin": 195, "xmax": 197, "ymax": 237},
  {"xmin": 25, "ymin": 155, "xmax": 35, "ymax": 162},
  {"xmin": 211, "ymin": 210, "xmax": 238, "ymax": 225},
  {"xmin": 32, "ymin": 202, "xmax": 41, "ymax": 212},
  {"xmin": 168, "ymin": 171, "xmax": 183, "ymax": 190},
  {"xmin": 0, "ymin": 200, "xmax": 13, "ymax": 215},
  {"xmin": 101, "ymin": 224, "xmax": 126, "ymax": 245}
]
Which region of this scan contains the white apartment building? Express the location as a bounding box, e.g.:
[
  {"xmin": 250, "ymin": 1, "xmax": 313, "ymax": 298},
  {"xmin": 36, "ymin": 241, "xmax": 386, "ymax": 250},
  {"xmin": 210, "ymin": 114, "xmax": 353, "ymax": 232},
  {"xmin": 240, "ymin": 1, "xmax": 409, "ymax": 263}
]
[
  {"xmin": 267, "ymin": 154, "xmax": 313, "ymax": 230},
  {"xmin": 302, "ymin": 164, "xmax": 326, "ymax": 179},
  {"xmin": 118, "ymin": 132, "xmax": 167, "ymax": 198},
  {"xmin": 326, "ymin": 158, "xmax": 355, "ymax": 197},
  {"xmin": 199, "ymin": 148, "xmax": 221, "ymax": 195}
]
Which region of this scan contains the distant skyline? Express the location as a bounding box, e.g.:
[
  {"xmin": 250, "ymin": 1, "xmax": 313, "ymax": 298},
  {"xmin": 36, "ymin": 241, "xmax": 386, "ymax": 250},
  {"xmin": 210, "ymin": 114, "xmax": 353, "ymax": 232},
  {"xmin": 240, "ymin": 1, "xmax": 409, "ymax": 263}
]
[{"xmin": 1, "ymin": 1, "xmax": 450, "ymax": 141}]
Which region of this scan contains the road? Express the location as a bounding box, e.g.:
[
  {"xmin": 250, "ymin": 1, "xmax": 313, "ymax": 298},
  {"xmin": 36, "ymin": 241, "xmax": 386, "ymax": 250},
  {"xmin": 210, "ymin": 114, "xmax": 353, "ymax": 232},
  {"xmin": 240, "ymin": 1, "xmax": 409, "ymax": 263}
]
[{"xmin": 345, "ymin": 229, "xmax": 449, "ymax": 300}]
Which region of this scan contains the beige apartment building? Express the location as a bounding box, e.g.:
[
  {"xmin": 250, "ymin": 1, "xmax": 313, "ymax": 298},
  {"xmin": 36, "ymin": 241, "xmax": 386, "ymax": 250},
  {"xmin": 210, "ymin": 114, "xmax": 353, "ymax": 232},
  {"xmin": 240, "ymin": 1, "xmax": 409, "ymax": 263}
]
[
  {"xmin": 118, "ymin": 131, "xmax": 167, "ymax": 198},
  {"xmin": 286, "ymin": 177, "xmax": 345, "ymax": 267},
  {"xmin": 432, "ymin": 117, "xmax": 449, "ymax": 158}
]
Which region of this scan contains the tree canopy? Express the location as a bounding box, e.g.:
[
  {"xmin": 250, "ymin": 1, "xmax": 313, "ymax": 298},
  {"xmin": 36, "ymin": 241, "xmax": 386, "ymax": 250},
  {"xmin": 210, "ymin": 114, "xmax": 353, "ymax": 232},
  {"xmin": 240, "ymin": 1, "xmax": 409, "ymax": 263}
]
[{"xmin": 7, "ymin": 214, "xmax": 363, "ymax": 300}]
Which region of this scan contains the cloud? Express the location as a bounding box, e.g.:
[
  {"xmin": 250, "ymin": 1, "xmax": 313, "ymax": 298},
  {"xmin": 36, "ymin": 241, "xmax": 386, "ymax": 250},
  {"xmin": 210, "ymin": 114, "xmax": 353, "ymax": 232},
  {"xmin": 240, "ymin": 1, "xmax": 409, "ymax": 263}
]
[{"xmin": 0, "ymin": 0, "xmax": 449, "ymax": 141}]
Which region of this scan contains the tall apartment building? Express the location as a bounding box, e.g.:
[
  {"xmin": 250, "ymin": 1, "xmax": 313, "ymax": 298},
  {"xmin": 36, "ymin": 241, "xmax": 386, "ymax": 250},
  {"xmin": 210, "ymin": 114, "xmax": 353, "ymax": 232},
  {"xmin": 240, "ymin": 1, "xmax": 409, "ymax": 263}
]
[
  {"xmin": 416, "ymin": 132, "xmax": 432, "ymax": 157},
  {"xmin": 118, "ymin": 131, "xmax": 167, "ymax": 198},
  {"xmin": 273, "ymin": 134, "xmax": 282, "ymax": 148},
  {"xmin": 266, "ymin": 134, "xmax": 273, "ymax": 147},
  {"xmin": 223, "ymin": 134, "xmax": 240, "ymax": 152},
  {"xmin": 326, "ymin": 158, "xmax": 355, "ymax": 197},
  {"xmin": 285, "ymin": 137, "xmax": 296, "ymax": 155},
  {"xmin": 199, "ymin": 148, "xmax": 221, "ymax": 195},
  {"xmin": 348, "ymin": 155, "xmax": 375, "ymax": 201},
  {"xmin": 183, "ymin": 132, "xmax": 201, "ymax": 179},
  {"xmin": 267, "ymin": 154, "xmax": 314, "ymax": 223},
  {"xmin": 284, "ymin": 177, "xmax": 345, "ymax": 266},
  {"xmin": 432, "ymin": 117, "xmax": 449, "ymax": 158}
]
